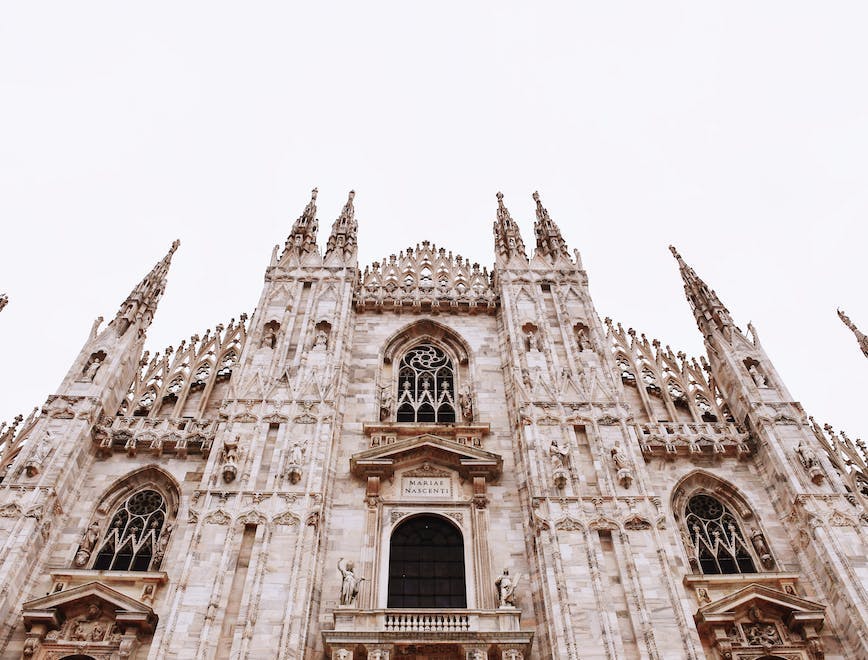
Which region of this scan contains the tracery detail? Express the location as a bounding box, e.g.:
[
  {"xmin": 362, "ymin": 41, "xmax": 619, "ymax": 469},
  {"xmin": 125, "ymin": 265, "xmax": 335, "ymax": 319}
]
[
  {"xmin": 686, "ymin": 494, "xmax": 756, "ymax": 574},
  {"xmin": 93, "ymin": 489, "xmax": 168, "ymax": 571},
  {"xmin": 396, "ymin": 345, "xmax": 456, "ymax": 423}
]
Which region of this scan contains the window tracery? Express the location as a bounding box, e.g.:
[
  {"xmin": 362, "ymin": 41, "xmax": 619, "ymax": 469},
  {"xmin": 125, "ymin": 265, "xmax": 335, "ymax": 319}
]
[
  {"xmin": 396, "ymin": 344, "xmax": 456, "ymax": 423},
  {"xmin": 685, "ymin": 493, "xmax": 756, "ymax": 574},
  {"xmin": 92, "ymin": 489, "xmax": 168, "ymax": 571}
]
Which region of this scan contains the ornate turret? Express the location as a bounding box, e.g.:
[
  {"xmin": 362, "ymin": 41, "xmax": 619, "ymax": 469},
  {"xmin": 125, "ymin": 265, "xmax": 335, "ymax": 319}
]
[
  {"xmin": 493, "ymin": 192, "xmax": 527, "ymax": 262},
  {"xmin": 837, "ymin": 309, "xmax": 868, "ymax": 358},
  {"xmin": 532, "ymin": 191, "xmax": 571, "ymax": 261},
  {"xmin": 281, "ymin": 188, "xmax": 319, "ymax": 258},
  {"xmin": 325, "ymin": 190, "xmax": 358, "ymax": 261},
  {"xmin": 109, "ymin": 240, "xmax": 179, "ymax": 337},
  {"xmin": 669, "ymin": 245, "xmax": 735, "ymax": 340}
]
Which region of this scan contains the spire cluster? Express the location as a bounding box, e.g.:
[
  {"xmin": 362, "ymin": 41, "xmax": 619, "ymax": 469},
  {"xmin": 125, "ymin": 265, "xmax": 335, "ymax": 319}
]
[
  {"xmin": 669, "ymin": 245, "xmax": 734, "ymax": 338},
  {"xmin": 325, "ymin": 190, "xmax": 358, "ymax": 260},
  {"xmin": 282, "ymin": 188, "xmax": 319, "ymax": 258},
  {"xmin": 492, "ymin": 192, "xmax": 528, "ymax": 260},
  {"xmin": 532, "ymin": 191, "xmax": 571, "ymax": 260}
]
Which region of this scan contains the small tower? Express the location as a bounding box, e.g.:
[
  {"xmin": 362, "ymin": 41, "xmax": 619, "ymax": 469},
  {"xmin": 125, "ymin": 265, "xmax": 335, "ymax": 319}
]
[
  {"xmin": 492, "ymin": 192, "xmax": 527, "ymax": 267},
  {"xmin": 324, "ymin": 190, "xmax": 358, "ymax": 265}
]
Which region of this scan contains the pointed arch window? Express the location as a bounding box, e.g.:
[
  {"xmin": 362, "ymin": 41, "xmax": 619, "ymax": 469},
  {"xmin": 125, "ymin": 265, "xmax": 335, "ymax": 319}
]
[
  {"xmin": 396, "ymin": 345, "xmax": 456, "ymax": 423},
  {"xmin": 92, "ymin": 489, "xmax": 167, "ymax": 571},
  {"xmin": 686, "ymin": 493, "xmax": 756, "ymax": 574}
]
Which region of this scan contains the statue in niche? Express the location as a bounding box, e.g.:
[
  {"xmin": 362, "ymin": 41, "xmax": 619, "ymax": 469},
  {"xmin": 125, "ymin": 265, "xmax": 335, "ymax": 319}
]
[
  {"xmin": 337, "ymin": 558, "xmax": 365, "ymax": 606},
  {"xmin": 289, "ymin": 440, "xmax": 304, "ymax": 466},
  {"xmin": 70, "ymin": 621, "xmax": 86, "ymax": 641},
  {"xmin": 314, "ymin": 328, "xmax": 329, "ymax": 350},
  {"xmin": 574, "ymin": 324, "xmax": 590, "ymax": 351},
  {"xmin": 221, "ymin": 436, "xmax": 239, "ymax": 483},
  {"xmin": 796, "ymin": 440, "xmax": 825, "ymax": 484},
  {"xmin": 611, "ymin": 443, "xmax": 633, "ymax": 488},
  {"xmin": 750, "ymin": 527, "xmax": 774, "ymax": 568},
  {"xmin": 90, "ymin": 621, "xmax": 106, "ymax": 641},
  {"xmin": 378, "ymin": 384, "xmax": 392, "ymax": 421},
  {"xmin": 74, "ymin": 520, "xmax": 102, "ymax": 567},
  {"xmin": 526, "ymin": 329, "xmax": 541, "ymax": 352},
  {"xmin": 83, "ymin": 353, "xmax": 103, "ymax": 381},
  {"xmin": 261, "ymin": 321, "xmax": 279, "ymax": 350},
  {"xmin": 25, "ymin": 432, "xmax": 52, "ymax": 477},
  {"xmin": 549, "ymin": 438, "xmax": 570, "ymax": 470},
  {"xmin": 748, "ymin": 364, "xmax": 768, "ymax": 388},
  {"xmin": 495, "ymin": 568, "xmax": 521, "ymax": 607},
  {"xmin": 154, "ymin": 523, "xmax": 173, "ymax": 562},
  {"xmin": 458, "ymin": 386, "xmax": 474, "ymax": 422}
]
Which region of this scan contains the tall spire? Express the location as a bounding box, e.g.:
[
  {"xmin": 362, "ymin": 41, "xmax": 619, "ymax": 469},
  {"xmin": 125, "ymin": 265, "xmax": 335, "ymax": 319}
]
[
  {"xmin": 282, "ymin": 188, "xmax": 319, "ymax": 258},
  {"xmin": 669, "ymin": 245, "xmax": 735, "ymax": 339},
  {"xmin": 837, "ymin": 309, "xmax": 868, "ymax": 358},
  {"xmin": 493, "ymin": 192, "xmax": 527, "ymax": 261},
  {"xmin": 110, "ymin": 240, "xmax": 180, "ymax": 337},
  {"xmin": 325, "ymin": 190, "xmax": 358, "ymax": 260},
  {"xmin": 532, "ymin": 191, "xmax": 571, "ymax": 261}
]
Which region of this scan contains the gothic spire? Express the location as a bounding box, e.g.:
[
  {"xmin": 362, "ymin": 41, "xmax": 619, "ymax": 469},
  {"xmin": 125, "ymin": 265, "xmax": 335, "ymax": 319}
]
[
  {"xmin": 325, "ymin": 190, "xmax": 358, "ymax": 260},
  {"xmin": 532, "ymin": 191, "xmax": 571, "ymax": 261},
  {"xmin": 493, "ymin": 192, "xmax": 527, "ymax": 261},
  {"xmin": 669, "ymin": 245, "xmax": 735, "ymax": 339},
  {"xmin": 282, "ymin": 187, "xmax": 319, "ymax": 258},
  {"xmin": 837, "ymin": 309, "xmax": 868, "ymax": 358},
  {"xmin": 110, "ymin": 240, "xmax": 180, "ymax": 337}
]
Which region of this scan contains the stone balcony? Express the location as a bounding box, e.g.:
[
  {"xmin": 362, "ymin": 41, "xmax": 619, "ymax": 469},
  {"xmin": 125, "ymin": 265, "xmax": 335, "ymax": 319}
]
[{"xmin": 323, "ymin": 607, "xmax": 533, "ymax": 658}]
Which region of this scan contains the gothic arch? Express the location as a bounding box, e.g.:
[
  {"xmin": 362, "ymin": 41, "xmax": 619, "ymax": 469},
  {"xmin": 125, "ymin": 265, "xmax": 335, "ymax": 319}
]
[
  {"xmin": 672, "ymin": 470, "xmax": 775, "ymax": 575},
  {"xmin": 381, "ymin": 319, "xmax": 470, "ymax": 366},
  {"xmin": 93, "ymin": 465, "xmax": 181, "ymax": 518}
]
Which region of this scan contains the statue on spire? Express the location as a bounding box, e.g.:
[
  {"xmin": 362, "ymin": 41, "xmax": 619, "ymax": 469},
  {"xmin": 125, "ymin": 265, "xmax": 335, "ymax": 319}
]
[
  {"xmin": 532, "ymin": 191, "xmax": 571, "ymax": 261},
  {"xmin": 110, "ymin": 240, "xmax": 180, "ymax": 337},
  {"xmin": 325, "ymin": 190, "xmax": 358, "ymax": 260},
  {"xmin": 493, "ymin": 192, "xmax": 527, "ymax": 261},
  {"xmin": 837, "ymin": 309, "xmax": 868, "ymax": 358},
  {"xmin": 669, "ymin": 245, "xmax": 735, "ymax": 339},
  {"xmin": 282, "ymin": 188, "xmax": 319, "ymax": 258}
]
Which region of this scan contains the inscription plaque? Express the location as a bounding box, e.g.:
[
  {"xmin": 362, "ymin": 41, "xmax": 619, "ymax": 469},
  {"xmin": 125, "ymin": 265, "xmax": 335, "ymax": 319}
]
[{"xmin": 401, "ymin": 476, "xmax": 452, "ymax": 498}]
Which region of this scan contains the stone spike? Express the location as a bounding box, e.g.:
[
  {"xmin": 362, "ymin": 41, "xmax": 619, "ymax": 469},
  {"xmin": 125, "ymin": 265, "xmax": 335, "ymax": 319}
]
[
  {"xmin": 837, "ymin": 309, "xmax": 868, "ymax": 359},
  {"xmin": 282, "ymin": 187, "xmax": 319, "ymax": 258},
  {"xmin": 492, "ymin": 192, "xmax": 527, "ymax": 260},
  {"xmin": 325, "ymin": 190, "xmax": 358, "ymax": 260},
  {"xmin": 668, "ymin": 245, "xmax": 735, "ymax": 339},
  {"xmin": 109, "ymin": 240, "xmax": 180, "ymax": 336},
  {"xmin": 532, "ymin": 191, "xmax": 571, "ymax": 260}
]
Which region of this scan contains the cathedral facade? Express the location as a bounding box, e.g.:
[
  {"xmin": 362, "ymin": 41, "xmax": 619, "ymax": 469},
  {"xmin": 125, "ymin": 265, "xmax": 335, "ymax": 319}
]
[{"xmin": 0, "ymin": 190, "xmax": 866, "ymax": 659}]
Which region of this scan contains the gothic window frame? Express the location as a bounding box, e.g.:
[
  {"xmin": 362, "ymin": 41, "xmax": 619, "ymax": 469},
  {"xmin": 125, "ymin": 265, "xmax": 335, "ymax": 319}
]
[
  {"xmin": 380, "ymin": 320, "xmax": 473, "ymax": 425},
  {"xmin": 75, "ymin": 466, "xmax": 179, "ymax": 573},
  {"xmin": 395, "ymin": 343, "xmax": 457, "ymax": 423},
  {"xmin": 672, "ymin": 471, "xmax": 774, "ymax": 577}
]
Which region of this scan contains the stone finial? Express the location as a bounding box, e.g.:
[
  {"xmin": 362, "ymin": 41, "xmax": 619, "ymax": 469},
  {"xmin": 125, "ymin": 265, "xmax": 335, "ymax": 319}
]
[
  {"xmin": 532, "ymin": 191, "xmax": 571, "ymax": 261},
  {"xmin": 838, "ymin": 309, "xmax": 868, "ymax": 359},
  {"xmin": 493, "ymin": 192, "xmax": 527, "ymax": 261},
  {"xmin": 325, "ymin": 190, "xmax": 358, "ymax": 260},
  {"xmin": 109, "ymin": 240, "xmax": 180, "ymax": 337},
  {"xmin": 668, "ymin": 245, "xmax": 735, "ymax": 339},
  {"xmin": 282, "ymin": 187, "xmax": 320, "ymax": 258}
]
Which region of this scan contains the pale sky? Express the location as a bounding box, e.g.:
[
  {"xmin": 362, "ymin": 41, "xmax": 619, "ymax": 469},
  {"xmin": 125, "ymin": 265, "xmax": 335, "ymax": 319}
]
[{"xmin": 1, "ymin": 3, "xmax": 865, "ymax": 440}]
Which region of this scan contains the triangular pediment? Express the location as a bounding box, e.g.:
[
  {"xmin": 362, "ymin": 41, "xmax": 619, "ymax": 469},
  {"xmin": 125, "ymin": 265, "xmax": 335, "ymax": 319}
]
[
  {"xmin": 350, "ymin": 433, "xmax": 502, "ymax": 481},
  {"xmin": 695, "ymin": 583, "xmax": 825, "ymax": 633},
  {"xmin": 23, "ymin": 581, "xmax": 157, "ymax": 633}
]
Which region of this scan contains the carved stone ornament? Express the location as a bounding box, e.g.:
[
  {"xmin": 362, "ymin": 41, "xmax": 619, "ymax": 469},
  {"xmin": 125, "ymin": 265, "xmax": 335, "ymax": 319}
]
[
  {"xmin": 272, "ymin": 511, "xmax": 300, "ymax": 526},
  {"xmin": 204, "ymin": 509, "xmax": 232, "ymax": 525}
]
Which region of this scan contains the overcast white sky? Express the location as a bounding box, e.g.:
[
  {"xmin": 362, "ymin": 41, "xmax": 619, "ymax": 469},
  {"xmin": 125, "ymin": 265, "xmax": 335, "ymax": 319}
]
[{"xmin": 1, "ymin": 3, "xmax": 865, "ymax": 439}]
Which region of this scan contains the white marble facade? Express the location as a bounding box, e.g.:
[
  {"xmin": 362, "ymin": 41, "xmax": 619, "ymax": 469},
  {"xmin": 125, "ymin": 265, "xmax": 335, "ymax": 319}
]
[{"xmin": 1, "ymin": 191, "xmax": 866, "ymax": 659}]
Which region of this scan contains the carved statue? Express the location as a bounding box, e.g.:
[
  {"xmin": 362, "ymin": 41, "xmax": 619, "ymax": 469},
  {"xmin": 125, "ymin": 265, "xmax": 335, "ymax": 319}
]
[
  {"xmin": 82, "ymin": 520, "xmax": 101, "ymax": 552},
  {"xmin": 337, "ymin": 558, "xmax": 364, "ymax": 606},
  {"xmin": 84, "ymin": 355, "xmax": 102, "ymax": 381},
  {"xmin": 748, "ymin": 365, "xmax": 768, "ymax": 388},
  {"xmin": 549, "ymin": 438, "xmax": 570, "ymax": 470},
  {"xmin": 458, "ymin": 386, "xmax": 474, "ymax": 422},
  {"xmin": 70, "ymin": 621, "xmax": 86, "ymax": 641},
  {"xmin": 289, "ymin": 441, "xmax": 304, "ymax": 466},
  {"xmin": 575, "ymin": 324, "xmax": 589, "ymax": 351},
  {"xmin": 154, "ymin": 523, "xmax": 173, "ymax": 562},
  {"xmin": 261, "ymin": 323, "xmax": 278, "ymax": 349},
  {"xmin": 314, "ymin": 329, "xmax": 329, "ymax": 349},
  {"xmin": 750, "ymin": 527, "xmax": 774, "ymax": 568},
  {"xmin": 796, "ymin": 440, "xmax": 819, "ymax": 469},
  {"xmin": 222, "ymin": 436, "xmax": 239, "ymax": 483},
  {"xmin": 495, "ymin": 567, "xmax": 521, "ymax": 607},
  {"xmin": 610, "ymin": 443, "xmax": 626, "ymax": 469},
  {"xmin": 91, "ymin": 621, "xmax": 106, "ymax": 641},
  {"xmin": 378, "ymin": 384, "xmax": 392, "ymax": 421},
  {"xmin": 526, "ymin": 330, "xmax": 540, "ymax": 352}
]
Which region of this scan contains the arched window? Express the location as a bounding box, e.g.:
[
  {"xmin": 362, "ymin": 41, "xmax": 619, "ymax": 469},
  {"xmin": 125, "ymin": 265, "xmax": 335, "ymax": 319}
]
[
  {"xmin": 396, "ymin": 345, "xmax": 456, "ymax": 423},
  {"xmin": 92, "ymin": 489, "xmax": 167, "ymax": 571},
  {"xmin": 388, "ymin": 515, "xmax": 466, "ymax": 608},
  {"xmin": 685, "ymin": 493, "xmax": 756, "ymax": 574}
]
